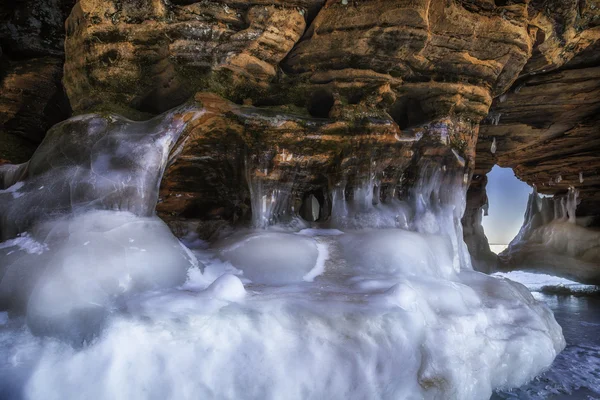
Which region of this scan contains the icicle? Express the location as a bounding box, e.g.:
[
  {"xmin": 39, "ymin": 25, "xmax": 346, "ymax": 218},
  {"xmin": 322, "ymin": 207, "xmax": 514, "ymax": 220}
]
[
  {"xmin": 499, "ymin": 94, "xmax": 507, "ymax": 103},
  {"xmin": 451, "ymin": 149, "xmax": 465, "ymax": 167},
  {"xmin": 556, "ymin": 174, "xmax": 562, "ymax": 183},
  {"xmin": 487, "ymin": 112, "xmax": 502, "ymax": 126},
  {"xmin": 567, "ymin": 186, "xmax": 579, "ymax": 224},
  {"xmin": 490, "ymin": 137, "xmax": 497, "ymax": 154},
  {"xmin": 579, "ymin": 172, "xmax": 584, "ymax": 183}
]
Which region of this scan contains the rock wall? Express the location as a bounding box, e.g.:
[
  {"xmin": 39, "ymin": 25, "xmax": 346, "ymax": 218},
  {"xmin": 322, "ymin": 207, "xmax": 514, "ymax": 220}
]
[
  {"xmin": 477, "ymin": 0, "xmax": 600, "ymax": 219},
  {"xmin": 61, "ymin": 0, "xmax": 548, "ymax": 236},
  {"xmin": 1, "ymin": 0, "xmax": 599, "ymax": 270},
  {"xmin": 0, "ymin": 0, "xmax": 74, "ymax": 163}
]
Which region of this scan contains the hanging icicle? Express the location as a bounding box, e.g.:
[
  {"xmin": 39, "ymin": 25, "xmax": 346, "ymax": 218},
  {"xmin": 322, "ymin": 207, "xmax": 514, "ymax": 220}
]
[{"xmin": 490, "ymin": 137, "xmax": 497, "ymax": 154}]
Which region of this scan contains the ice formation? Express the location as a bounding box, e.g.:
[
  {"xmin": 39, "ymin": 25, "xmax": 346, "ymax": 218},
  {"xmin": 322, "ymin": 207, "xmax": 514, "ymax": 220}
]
[
  {"xmin": 500, "ymin": 186, "xmax": 600, "ymax": 284},
  {"xmin": 0, "ymin": 228, "xmax": 565, "ymax": 400},
  {"xmin": 0, "ymin": 106, "xmax": 201, "ymax": 341},
  {"xmin": 0, "ymin": 108, "xmax": 566, "ymax": 399},
  {"xmin": 490, "ymin": 137, "xmax": 497, "ymax": 154}
]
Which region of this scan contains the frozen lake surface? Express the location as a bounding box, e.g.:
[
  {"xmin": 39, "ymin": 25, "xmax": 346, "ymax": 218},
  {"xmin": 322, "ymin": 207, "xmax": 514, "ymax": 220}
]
[{"xmin": 492, "ymin": 271, "xmax": 600, "ymax": 399}]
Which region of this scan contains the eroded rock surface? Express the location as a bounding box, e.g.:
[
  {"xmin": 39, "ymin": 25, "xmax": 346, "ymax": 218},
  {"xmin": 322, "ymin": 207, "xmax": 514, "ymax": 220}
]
[
  {"xmin": 0, "ymin": 0, "xmax": 74, "ymax": 163},
  {"xmin": 1, "ymin": 0, "xmax": 599, "ymax": 273},
  {"xmin": 157, "ymin": 92, "xmax": 475, "ymax": 237},
  {"xmin": 64, "ymin": 0, "xmax": 313, "ymax": 116},
  {"xmin": 476, "ymin": 0, "xmax": 600, "ymax": 219}
]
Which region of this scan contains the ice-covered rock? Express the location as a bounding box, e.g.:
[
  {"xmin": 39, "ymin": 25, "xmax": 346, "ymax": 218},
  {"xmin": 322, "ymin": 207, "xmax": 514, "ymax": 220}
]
[
  {"xmin": 0, "ymin": 104, "xmax": 566, "ymax": 399},
  {"xmin": 500, "ymin": 186, "xmax": 600, "ymax": 284},
  {"xmin": 0, "ymin": 106, "xmax": 202, "ymax": 342},
  {"xmin": 0, "ymin": 106, "xmax": 202, "ymax": 240}
]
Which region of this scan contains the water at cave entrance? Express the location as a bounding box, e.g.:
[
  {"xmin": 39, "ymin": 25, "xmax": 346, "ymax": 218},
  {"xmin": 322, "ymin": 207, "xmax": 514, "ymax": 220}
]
[
  {"xmin": 492, "ymin": 272, "xmax": 600, "ymax": 399},
  {"xmin": 483, "ymin": 167, "xmax": 600, "ymax": 399}
]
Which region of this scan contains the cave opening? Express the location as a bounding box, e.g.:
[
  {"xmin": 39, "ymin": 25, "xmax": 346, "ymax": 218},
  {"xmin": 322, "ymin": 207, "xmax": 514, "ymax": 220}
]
[
  {"xmin": 389, "ymin": 97, "xmax": 428, "ymax": 130},
  {"xmin": 298, "ymin": 194, "xmax": 319, "ymax": 222},
  {"xmin": 481, "ymin": 165, "xmax": 531, "ymax": 254},
  {"xmin": 307, "ymin": 89, "xmax": 334, "ymax": 118}
]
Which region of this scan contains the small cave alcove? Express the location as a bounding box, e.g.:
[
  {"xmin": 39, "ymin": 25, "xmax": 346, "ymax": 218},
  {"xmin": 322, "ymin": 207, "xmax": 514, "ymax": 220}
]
[
  {"xmin": 307, "ymin": 89, "xmax": 334, "ymax": 118},
  {"xmin": 389, "ymin": 97, "xmax": 428, "ymax": 130}
]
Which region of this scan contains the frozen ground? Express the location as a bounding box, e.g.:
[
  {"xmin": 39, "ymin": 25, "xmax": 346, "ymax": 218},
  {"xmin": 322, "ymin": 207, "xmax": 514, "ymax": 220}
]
[
  {"xmin": 492, "ymin": 271, "xmax": 599, "ymax": 294},
  {"xmin": 0, "ymin": 228, "xmax": 565, "ymax": 400}
]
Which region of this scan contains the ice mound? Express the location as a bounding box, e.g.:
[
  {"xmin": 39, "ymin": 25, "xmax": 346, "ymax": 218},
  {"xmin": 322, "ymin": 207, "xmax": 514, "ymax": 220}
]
[
  {"xmin": 0, "ymin": 105, "xmax": 565, "ymax": 399},
  {"xmin": 341, "ymin": 229, "xmax": 456, "ymax": 278},
  {"xmin": 0, "ymin": 230, "xmax": 565, "ymax": 400},
  {"xmin": 0, "ymin": 211, "xmax": 195, "ymax": 341},
  {"xmin": 217, "ymin": 231, "xmax": 320, "ymax": 284},
  {"xmin": 500, "ymin": 186, "xmax": 600, "ymax": 285},
  {"xmin": 0, "ymin": 106, "xmax": 202, "ymax": 342}
]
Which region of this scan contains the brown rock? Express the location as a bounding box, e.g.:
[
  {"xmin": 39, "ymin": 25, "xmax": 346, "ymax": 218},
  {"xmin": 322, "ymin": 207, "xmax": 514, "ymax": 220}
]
[
  {"xmin": 479, "ymin": 62, "xmax": 600, "ymax": 217},
  {"xmin": 284, "ymin": 0, "xmax": 534, "ymax": 120},
  {"xmin": 157, "ymin": 92, "xmax": 474, "ymax": 237},
  {"xmin": 0, "ymin": 57, "xmax": 71, "ymax": 163},
  {"xmin": 64, "ymin": 0, "xmax": 308, "ymax": 116}
]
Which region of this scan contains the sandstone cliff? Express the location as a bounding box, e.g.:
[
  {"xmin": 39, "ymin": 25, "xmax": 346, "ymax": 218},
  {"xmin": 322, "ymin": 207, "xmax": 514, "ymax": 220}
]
[{"xmin": 1, "ymin": 0, "xmax": 599, "ymax": 272}]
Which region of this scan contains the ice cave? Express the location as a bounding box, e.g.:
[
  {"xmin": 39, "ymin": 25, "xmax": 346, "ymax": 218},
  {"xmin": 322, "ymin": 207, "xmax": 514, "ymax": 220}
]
[{"xmin": 0, "ymin": 1, "xmax": 599, "ymax": 399}]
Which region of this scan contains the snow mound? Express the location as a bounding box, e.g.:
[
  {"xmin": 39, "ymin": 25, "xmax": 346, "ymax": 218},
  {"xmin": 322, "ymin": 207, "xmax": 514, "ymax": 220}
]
[
  {"xmin": 0, "ymin": 229, "xmax": 565, "ymax": 400},
  {"xmin": 217, "ymin": 232, "xmax": 320, "ymax": 285}
]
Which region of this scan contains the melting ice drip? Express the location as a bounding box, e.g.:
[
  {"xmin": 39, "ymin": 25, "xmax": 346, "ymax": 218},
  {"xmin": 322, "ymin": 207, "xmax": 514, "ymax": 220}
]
[
  {"xmin": 328, "ymin": 163, "xmax": 471, "ymax": 270},
  {"xmin": 0, "ymin": 109, "xmax": 566, "ymax": 400},
  {"xmin": 329, "ymin": 174, "xmax": 412, "ymax": 230},
  {"xmin": 246, "ymin": 158, "xmax": 297, "ymax": 229},
  {"xmin": 506, "ymin": 186, "xmax": 580, "ymax": 250}
]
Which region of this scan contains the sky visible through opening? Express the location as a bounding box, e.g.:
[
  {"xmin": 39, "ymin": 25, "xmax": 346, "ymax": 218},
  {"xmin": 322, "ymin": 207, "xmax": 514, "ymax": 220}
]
[{"xmin": 482, "ymin": 166, "xmax": 532, "ymax": 245}]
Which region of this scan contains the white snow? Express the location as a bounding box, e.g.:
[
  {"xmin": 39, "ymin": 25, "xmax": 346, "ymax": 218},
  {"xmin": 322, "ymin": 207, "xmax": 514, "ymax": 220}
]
[
  {"xmin": 0, "ymin": 229, "xmax": 565, "ymax": 400},
  {"xmin": 302, "ymin": 241, "xmax": 329, "ymax": 282}
]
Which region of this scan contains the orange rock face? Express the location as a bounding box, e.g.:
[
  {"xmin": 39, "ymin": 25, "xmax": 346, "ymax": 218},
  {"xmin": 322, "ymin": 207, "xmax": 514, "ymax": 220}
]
[
  {"xmin": 64, "ymin": 0, "xmax": 309, "ymax": 115},
  {"xmin": 2, "ymin": 0, "xmax": 599, "ymax": 258},
  {"xmin": 157, "ymin": 92, "xmax": 475, "ymax": 236}
]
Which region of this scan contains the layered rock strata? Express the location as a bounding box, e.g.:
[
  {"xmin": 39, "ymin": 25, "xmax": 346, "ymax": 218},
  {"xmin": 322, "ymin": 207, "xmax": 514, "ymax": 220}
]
[
  {"xmin": 0, "ymin": 0, "xmax": 74, "ymax": 162},
  {"xmin": 1, "ymin": 0, "xmax": 599, "ymax": 273}
]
